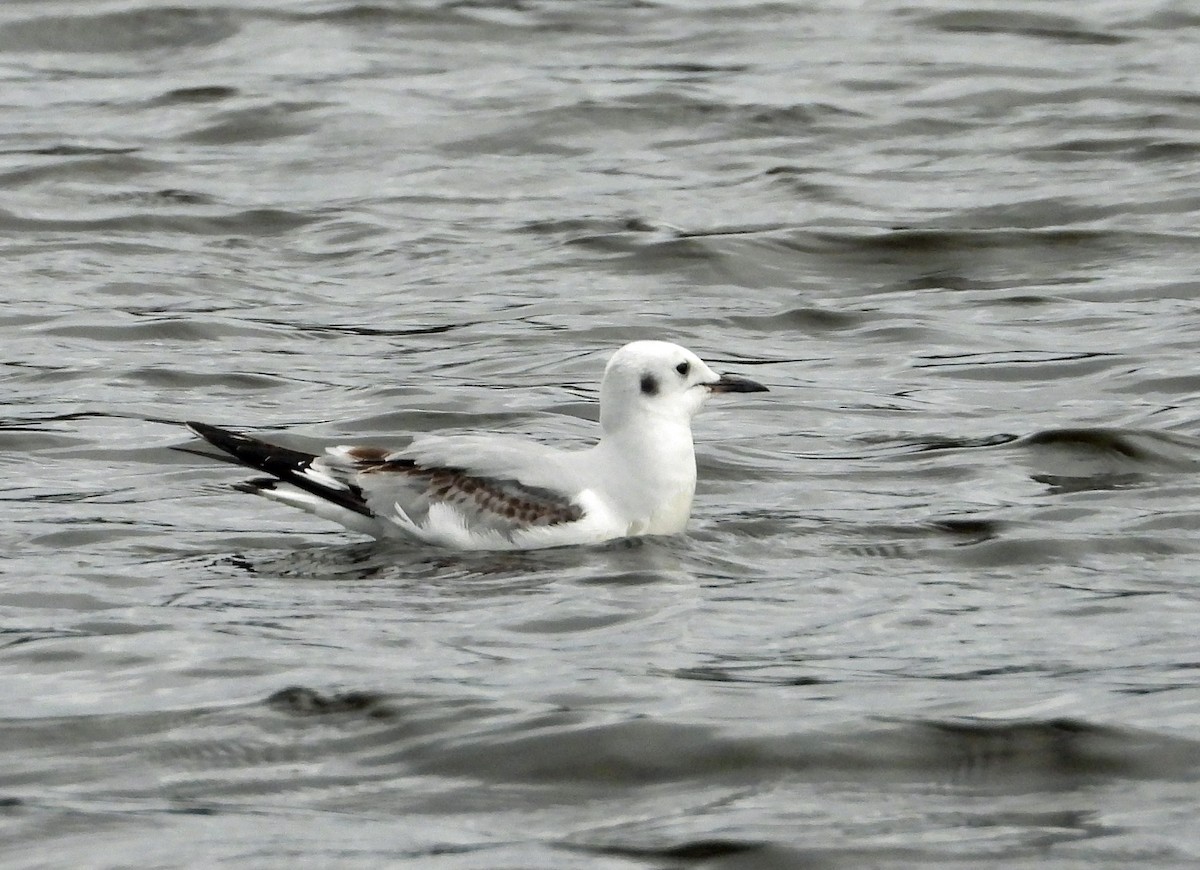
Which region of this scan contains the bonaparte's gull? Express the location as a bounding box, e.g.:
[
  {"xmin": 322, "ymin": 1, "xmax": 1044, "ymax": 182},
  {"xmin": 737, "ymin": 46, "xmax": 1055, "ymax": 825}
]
[{"xmin": 185, "ymin": 340, "xmax": 767, "ymax": 550}]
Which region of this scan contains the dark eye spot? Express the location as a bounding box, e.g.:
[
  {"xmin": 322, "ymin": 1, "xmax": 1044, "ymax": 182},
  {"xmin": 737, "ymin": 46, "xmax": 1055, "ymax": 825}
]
[
  {"xmin": 675, "ymin": 361, "xmax": 690, "ymax": 377},
  {"xmin": 640, "ymin": 373, "xmax": 658, "ymax": 396}
]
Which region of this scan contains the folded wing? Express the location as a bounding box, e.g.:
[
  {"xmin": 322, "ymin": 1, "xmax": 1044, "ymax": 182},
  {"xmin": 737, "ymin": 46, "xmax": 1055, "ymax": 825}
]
[{"xmin": 185, "ymin": 422, "xmax": 586, "ymax": 544}]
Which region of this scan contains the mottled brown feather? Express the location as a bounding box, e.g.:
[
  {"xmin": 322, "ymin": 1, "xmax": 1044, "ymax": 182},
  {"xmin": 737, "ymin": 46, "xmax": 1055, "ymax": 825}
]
[
  {"xmin": 352, "ymin": 455, "xmax": 583, "ymax": 526},
  {"xmin": 342, "ymin": 445, "xmax": 394, "ymax": 462}
]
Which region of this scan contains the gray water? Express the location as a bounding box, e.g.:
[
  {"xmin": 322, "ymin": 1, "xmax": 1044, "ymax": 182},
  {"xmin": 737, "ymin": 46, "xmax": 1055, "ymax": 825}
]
[{"xmin": 4, "ymin": 1, "xmax": 1200, "ymax": 867}]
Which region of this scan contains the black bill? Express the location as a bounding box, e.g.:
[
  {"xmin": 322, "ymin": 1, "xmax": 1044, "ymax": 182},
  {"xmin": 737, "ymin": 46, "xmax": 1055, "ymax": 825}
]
[{"xmin": 706, "ymin": 374, "xmax": 768, "ymax": 393}]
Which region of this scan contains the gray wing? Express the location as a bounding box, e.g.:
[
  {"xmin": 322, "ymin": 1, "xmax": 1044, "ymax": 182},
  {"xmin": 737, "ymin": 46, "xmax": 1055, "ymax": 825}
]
[
  {"xmin": 325, "ymin": 436, "xmax": 588, "ymax": 534},
  {"xmin": 186, "ymin": 422, "xmax": 586, "ymax": 538}
]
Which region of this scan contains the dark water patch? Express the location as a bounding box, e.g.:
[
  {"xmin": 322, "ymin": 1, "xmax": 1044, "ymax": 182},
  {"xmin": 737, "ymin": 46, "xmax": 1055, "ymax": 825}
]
[
  {"xmin": 925, "ymin": 517, "xmax": 1006, "ymax": 542},
  {"xmin": 942, "ymin": 198, "xmax": 1127, "ymax": 230},
  {"xmin": 914, "ymin": 10, "xmax": 1133, "ymax": 46},
  {"xmin": 3, "ymin": 486, "xmax": 127, "ymax": 506},
  {"xmin": 813, "ymin": 226, "xmax": 1134, "ymax": 256},
  {"xmin": 148, "ymin": 85, "xmax": 240, "ymax": 106},
  {"xmin": 1125, "ymin": 8, "xmax": 1200, "ymax": 29},
  {"xmin": 116, "ymin": 367, "xmax": 284, "ymax": 391},
  {"xmin": 674, "ymin": 224, "xmax": 793, "ymax": 240},
  {"xmin": 571, "ymin": 838, "xmax": 769, "ymax": 865},
  {"xmin": 266, "ymin": 686, "xmax": 394, "ymax": 718},
  {"xmin": 98, "ymin": 189, "xmax": 218, "ymax": 207},
  {"xmin": 281, "ymin": 2, "xmax": 496, "ymax": 28},
  {"xmin": 849, "ymin": 517, "xmax": 1008, "ymax": 550},
  {"xmin": 569, "ymin": 838, "xmax": 1115, "ymax": 869},
  {"xmin": 1032, "ymin": 473, "xmax": 1149, "ymax": 495},
  {"xmin": 0, "ymin": 154, "xmax": 163, "ymax": 187},
  {"xmin": 212, "ymin": 537, "xmax": 618, "ymax": 587},
  {"xmin": 36, "ymin": 315, "xmax": 280, "ymax": 343},
  {"xmin": 893, "ymin": 433, "xmax": 1021, "ymax": 454},
  {"xmin": 728, "ymin": 306, "xmax": 871, "ymax": 333},
  {"xmin": 762, "ymin": 164, "xmax": 846, "ymax": 200},
  {"xmin": 1019, "ymin": 428, "xmax": 1200, "ymax": 474},
  {"xmin": 0, "ymin": 412, "xmax": 114, "ymax": 446},
  {"xmin": 0, "ymin": 431, "xmax": 86, "ymax": 451},
  {"xmin": 1113, "ymin": 371, "xmax": 1200, "ymax": 396},
  {"xmin": 1135, "ymin": 140, "xmax": 1200, "ymax": 161},
  {"xmin": 833, "ymin": 540, "xmax": 917, "ymax": 560},
  {"xmin": 671, "ymin": 665, "xmax": 828, "ymax": 687},
  {"xmin": 642, "ymin": 61, "xmax": 751, "ymax": 75},
  {"xmin": 915, "ymin": 83, "xmax": 1200, "ymax": 122},
  {"xmin": 0, "ymin": 410, "xmax": 183, "ymax": 432},
  {"xmin": 568, "ymin": 226, "xmax": 828, "ymax": 289},
  {"xmin": 0, "ymin": 206, "xmax": 314, "ymax": 237},
  {"xmin": 31, "ymin": 522, "xmax": 160, "ymax": 549},
  {"xmin": 0, "ymin": 144, "xmax": 142, "ymax": 158},
  {"xmin": 740, "ymin": 101, "xmax": 862, "ymax": 133},
  {"xmin": 332, "ymin": 409, "xmax": 535, "ymax": 437},
  {"xmin": 991, "ymin": 292, "xmax": 1061, "ymax": 306},
  {"xmin": 1028, "ymin": 429, "xmax": 1164, "ymax": 460},
  {"xmin": 569, "ymin": 224, "xmax": 1172, "ymax": 294},
  {"xmin": 0, "ymin": 590, "xmax": 120, "ymax": 613},
  {"xmin": 914, "ymin": 349, "xmax": 1121, "ymax": 381},
  {"xmin": 501, "ymin": 93, "xmax": 737, "ymax": 144},
  {"xmin": 276, "ymin": 320, "xmax": 466, "ymax": 339},
  {"xmin": 909, "ymin": 717, "xmax": 1197, "ymax": 781},
  {"xmin": 181, "ymin": 103, "xmax": 328, "ymax": 146},
  {"xmin": 562, "ymin": 226, "xmax": 685, "ymax": 255},
  {"xmin": 557, "ymin": 219, "xmax": 805, "ymax": 267},
  {"xmin": 446, "ymin": 94, "xmax": 854, "ymax": 157},
  {"xmin": 1096, "ymin": 278, "xmax": 1200, "ymax": 302},
  {"xmin": 1021, "ymin": 136, "xmax": 1199, "ymax": 164},
  {"xmin": 824, "ymin": 516, "xmax": 1006, "ymax": 559},
  {"xmin": 0, "ymin": 8, "xmax": 240, "ymax": 53},
  {"xmin": 1022, "ymin": 133, "xmax": 1152, "ymax": 158},
  {"xmin": 421, "ymin": 711, "xmax": 1200, "ymax": 789},
  {"xmin": 507, "ymin": 612, "xmax": 635, "ymax": 634},
  {"xmin": 949, "ymin": 532, "xmax": 1195, "ymax": 568},
  {"xmin": 520, "ymin": 214, "xmax": 661, "ymax": 239},
  {"xmin": 26, "ymin": 692, "xmax": 1152, "ymax": 796},
  {"xmin": 574, "ymin": 569, "xmax": 688, "ymax": 588}
]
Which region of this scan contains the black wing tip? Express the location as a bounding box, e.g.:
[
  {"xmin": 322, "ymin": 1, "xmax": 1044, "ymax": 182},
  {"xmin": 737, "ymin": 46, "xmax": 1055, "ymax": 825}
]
[
  {"xmin": 178, "ymin": 422, "xmax": 251, "ymax": 465},
  {"xmin": 184, "ymin": 420, "xmax": 317, "ymax": 475},
  {"xmin": 186, "ymin": 420, "xmax": 242, "ymax": 444},
  {"xmin": 188, "ymin": 424, "xmax": 376, "ymax": 520},
  {"xmin": 233, "ymin": 477, "xmax": 278, "ymax": 495}
]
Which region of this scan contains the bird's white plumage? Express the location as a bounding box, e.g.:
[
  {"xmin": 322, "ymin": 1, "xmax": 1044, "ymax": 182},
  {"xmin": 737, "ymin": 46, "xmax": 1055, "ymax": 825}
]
[{"xmin": 187, "ymin": 340, "xmax": 767, "ymax": 550}]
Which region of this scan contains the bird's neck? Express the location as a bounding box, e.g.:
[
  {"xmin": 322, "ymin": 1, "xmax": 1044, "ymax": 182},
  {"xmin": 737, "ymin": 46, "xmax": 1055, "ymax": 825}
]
[{"xmin": 601, "ymin": 417, "xmax": 696, "ymax": 471}]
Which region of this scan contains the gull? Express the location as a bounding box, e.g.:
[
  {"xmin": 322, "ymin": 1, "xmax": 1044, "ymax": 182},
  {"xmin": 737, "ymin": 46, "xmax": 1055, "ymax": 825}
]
[{"xmin": 185, "ymin": 340, "xmax": 767, "ymax": 550}]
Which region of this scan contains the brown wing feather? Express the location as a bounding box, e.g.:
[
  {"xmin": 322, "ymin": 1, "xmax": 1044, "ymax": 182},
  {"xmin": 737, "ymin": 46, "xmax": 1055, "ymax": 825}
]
[{"xmin": 349, "ymin": 454, "xmax": 583, "ymax": 527}]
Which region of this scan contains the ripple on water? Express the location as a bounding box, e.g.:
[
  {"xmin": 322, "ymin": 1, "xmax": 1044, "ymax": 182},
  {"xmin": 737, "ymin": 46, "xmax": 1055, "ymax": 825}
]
[
  {"xmin": 2, "ymin": 689, "xmax": 1198, "ymax": 863},
  {"xmin": 0, "ymin": 8, "xmax": 239, "ymax": 53},
  {"xmin": 3, "ymin": 0, "xmax": 1200, "ymax": 866}
]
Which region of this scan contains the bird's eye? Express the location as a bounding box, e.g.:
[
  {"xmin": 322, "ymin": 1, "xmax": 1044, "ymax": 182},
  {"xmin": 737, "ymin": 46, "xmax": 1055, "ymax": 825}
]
[{"xmin": 675, "ymin": 361, "xmax": 690, "ymax": 377}]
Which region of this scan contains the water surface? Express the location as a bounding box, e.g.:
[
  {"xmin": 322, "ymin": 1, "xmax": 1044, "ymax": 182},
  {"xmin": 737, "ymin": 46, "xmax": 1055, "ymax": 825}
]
[{"xmin": 3, "ymin": 1, "xmax": 1200, "ymax": 866}]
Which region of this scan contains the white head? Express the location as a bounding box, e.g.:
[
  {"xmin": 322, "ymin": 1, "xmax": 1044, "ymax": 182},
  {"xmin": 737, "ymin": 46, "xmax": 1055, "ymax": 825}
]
[{"xmin": 598, "ymin": 340, "xmax": 767, "ymax": 434}]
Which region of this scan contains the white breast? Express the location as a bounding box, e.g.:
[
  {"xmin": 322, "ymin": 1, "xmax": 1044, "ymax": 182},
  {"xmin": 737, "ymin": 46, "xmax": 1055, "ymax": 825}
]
[{"xmin": 632, "ymin": 480, "xmax": 696, "ymax": 536}]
